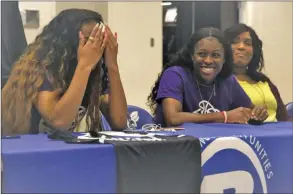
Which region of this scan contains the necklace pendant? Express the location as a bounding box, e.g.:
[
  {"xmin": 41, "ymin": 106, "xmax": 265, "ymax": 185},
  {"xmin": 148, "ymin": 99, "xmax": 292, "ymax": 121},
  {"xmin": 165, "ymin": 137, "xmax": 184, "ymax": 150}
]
[{"xmin": 213, "ymin": 85, "xmax": 216, "ymax": 96}]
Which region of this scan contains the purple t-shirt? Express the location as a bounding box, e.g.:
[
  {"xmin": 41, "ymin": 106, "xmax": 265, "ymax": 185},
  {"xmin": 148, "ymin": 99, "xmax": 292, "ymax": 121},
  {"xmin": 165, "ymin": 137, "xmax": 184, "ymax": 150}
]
[
  {"xmin": 29, "ymin": 68, "xmax": 109, "ymax": 134},
  {"xmin": 30, "ymin": 78, "xmax": 54, "ymax": 134},
  {"xmin": 154, "ymin": 66, "xmax": 252, "ymax": 126}
]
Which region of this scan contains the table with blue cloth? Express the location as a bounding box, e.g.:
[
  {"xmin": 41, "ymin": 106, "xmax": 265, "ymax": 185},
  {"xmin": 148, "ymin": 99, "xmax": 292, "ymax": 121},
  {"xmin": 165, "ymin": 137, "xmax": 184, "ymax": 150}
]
[{"xmin": 2, "ymin": 122, "xmax": 293, "ymax": 193}]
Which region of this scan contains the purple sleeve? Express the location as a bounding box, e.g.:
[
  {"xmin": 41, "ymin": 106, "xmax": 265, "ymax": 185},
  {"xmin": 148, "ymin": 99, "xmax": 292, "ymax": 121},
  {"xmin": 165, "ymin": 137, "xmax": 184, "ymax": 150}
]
[
  {"xmin": 156, "ymin": 69, "xmax": 183, "ymax": 103},
  {"xmin": 230, "ymin": 76, "xmax": 252, "ymax": 109},
  {"xmin": 39, "ymin": 78, "xmax": 54, "ymax": 92}
]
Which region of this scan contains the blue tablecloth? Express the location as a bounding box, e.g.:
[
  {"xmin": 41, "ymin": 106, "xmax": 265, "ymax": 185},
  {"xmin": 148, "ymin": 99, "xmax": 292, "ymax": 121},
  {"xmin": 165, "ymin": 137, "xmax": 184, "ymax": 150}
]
[
  {"xmin": 2, "ymin": 122, "xmax": 293, "ymax": 193},
  {"xmin": 181, "ymin": 122, "xmax": 293, "ymax": 193},
  {"xmin": 2, "ymin": 135, "xmax": 117, "ymax": 193}
]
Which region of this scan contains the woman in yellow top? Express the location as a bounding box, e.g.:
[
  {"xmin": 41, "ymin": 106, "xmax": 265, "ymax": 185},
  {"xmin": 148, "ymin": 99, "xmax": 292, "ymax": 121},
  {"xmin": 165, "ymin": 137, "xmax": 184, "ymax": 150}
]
[{"xmin": 225, "ymin": 23, "xmax": 288, "ymax": 122}]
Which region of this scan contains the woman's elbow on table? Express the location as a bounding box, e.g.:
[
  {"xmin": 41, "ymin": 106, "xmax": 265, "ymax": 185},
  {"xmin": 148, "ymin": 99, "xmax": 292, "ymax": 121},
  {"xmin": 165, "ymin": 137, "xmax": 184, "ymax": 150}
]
[
  {"xmin": 47, "ymin": 118, "xmax": 73, "ymax": 130},
  {"xmin": 111, "ymin": 118, "xmax": 127, "ymax": 131},
  {"xmin": 164, "ymin": 113, "xmax": 183, "ymax": 127}
]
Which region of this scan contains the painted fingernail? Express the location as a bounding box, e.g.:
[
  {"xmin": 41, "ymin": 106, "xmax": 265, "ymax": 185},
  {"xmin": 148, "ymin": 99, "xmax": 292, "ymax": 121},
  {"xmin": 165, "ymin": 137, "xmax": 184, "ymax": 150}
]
[{"xmin": 79, "ymin": 31, "xmax": 83, "ymax": 38}]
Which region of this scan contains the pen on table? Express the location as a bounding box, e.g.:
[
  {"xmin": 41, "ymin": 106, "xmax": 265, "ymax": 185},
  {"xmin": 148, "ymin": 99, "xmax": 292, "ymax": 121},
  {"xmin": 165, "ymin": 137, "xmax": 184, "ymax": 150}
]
[{"xmin": 1, "ymin": 135, "xmax": 21, "ymax": 139}]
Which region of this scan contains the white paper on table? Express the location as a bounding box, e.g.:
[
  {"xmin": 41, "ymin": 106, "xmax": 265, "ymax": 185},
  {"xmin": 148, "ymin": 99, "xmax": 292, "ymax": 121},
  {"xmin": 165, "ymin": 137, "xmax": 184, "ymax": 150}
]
[
  {"xmin": 77, "ymin": 133, "xmax": 100, "ymax": 140},
  {"xmin": 77, "ymin": 131, "xmax": 155, "ymax": 140}
]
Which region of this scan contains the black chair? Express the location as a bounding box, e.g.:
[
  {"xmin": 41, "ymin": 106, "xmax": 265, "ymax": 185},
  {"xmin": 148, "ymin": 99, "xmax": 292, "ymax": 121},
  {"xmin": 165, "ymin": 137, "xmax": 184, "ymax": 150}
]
[
  {"xmin": 1, "ymin": 1, "xmax": 27, "ymax": 88},
  {"xmin": 286, "ymin": 102, "xmax": 293, "ymax": 119}
]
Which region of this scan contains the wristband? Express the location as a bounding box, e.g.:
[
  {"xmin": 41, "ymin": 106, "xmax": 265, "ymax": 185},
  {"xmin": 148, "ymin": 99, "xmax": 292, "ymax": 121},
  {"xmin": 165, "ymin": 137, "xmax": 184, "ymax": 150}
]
[{"xmin": 221, "ymin": 111, "xmax": 228, "ymax": 123}]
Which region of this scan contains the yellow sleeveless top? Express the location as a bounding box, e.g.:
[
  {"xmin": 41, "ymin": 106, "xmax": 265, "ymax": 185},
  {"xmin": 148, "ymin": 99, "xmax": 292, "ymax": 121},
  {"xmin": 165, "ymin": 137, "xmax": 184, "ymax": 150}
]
[{"xmin": 237, "ymin": 80, "xmax": 277, "ymax": 122}]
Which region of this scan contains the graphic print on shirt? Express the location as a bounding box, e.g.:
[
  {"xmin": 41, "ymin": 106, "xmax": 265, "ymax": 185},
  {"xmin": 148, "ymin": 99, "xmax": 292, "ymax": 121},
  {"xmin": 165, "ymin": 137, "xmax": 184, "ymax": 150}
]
[
  {"xmin": 39, "ymin": 106, "xmax": 87, "ymax": 133},
  {"xmin": 193, "ymin": 100, "xmax": 220, "ymax": 114},
  {"xmin": 68, "ymin": 106, "xmax": 87, "ymax": 131}
]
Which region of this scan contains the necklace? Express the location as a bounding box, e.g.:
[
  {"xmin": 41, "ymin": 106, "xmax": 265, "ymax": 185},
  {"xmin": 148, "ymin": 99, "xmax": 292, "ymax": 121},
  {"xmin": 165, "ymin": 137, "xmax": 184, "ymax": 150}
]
[
  {"xmin": 196, "ymin": 80, "xmax": 216, "ymax": 102},
  {"xmin": 196, "ymin": 81, "xmax": 214, "ymax": 88}
]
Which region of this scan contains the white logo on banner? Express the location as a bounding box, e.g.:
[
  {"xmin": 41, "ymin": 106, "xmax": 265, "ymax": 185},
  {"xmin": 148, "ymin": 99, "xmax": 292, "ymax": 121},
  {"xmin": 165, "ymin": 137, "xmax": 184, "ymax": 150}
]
[{"xmin": 200, "ymin": 136, "xmax": 273, "ymax": 193}]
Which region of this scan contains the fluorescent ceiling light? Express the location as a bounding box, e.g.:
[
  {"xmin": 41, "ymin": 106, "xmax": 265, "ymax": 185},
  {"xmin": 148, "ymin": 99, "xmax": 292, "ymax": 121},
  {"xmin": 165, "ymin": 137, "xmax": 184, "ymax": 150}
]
[
  {"xmin": 164, "ymin": 8, "xmax": 177, "ymax": 22},
  {"xmin": 162, "ymin": 2, "xmax": 172, "ymax": 6}
]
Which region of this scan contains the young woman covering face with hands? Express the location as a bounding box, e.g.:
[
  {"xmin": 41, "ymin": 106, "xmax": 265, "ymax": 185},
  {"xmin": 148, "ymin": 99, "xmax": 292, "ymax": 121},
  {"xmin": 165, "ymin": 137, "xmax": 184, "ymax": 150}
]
[
  {"xmin": 148, "ymin": 27, "xmax": 256, "ymax": 127},
  {"xmin": 2, "ymin": 9, "xmax": 127, "ymax": 135}
]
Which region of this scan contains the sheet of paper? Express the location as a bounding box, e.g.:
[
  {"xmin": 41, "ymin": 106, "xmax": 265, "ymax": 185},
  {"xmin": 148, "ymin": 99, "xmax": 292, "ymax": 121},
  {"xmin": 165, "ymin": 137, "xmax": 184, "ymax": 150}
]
[
  {"xmin": 77, "ymin": 131, "xmax": 155, "ymax": 139},
  {"xmin": 99, "ymin": 131, "xmax": 154, "ymax": 137},
  {"xmin": 77, "ymin": 134, "xmax": 100, "ymax": 140}
]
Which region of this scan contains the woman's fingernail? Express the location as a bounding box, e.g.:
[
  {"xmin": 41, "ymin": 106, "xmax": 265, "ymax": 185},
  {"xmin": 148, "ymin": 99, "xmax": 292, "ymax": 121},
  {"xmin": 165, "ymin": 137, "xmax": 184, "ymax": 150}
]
[
  {"xmin": 99, "ymin": 24, "xmax": 103, "ymax": 30},
  {"xmin": 79, "ymin": 31, "xmax": 83, "ymax": 38}
]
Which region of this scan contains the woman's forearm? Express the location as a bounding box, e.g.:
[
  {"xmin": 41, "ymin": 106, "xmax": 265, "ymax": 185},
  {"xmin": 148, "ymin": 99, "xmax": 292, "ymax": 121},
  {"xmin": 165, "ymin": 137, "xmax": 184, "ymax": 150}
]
[
  {"xmin": 107, "ymin": 65, "xmax": 127, "ymax": 130},
  {"xmin": 49, "ymin": 64, "xmax": 91, "ymax": 129},
  {"xmin": 165, "ymin": 111, "xmax": 225, "ymax": 126}
]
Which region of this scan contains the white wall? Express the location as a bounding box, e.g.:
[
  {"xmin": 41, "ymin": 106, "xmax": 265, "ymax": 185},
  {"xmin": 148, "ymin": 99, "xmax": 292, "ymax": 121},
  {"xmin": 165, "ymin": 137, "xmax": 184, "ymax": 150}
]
[
  {"xmin": 108, "ymin": 2, "xmax": 162, "ymax": 111},
  {"xmin": 239, "ymin": 2, "xmax": 293, "ymax": 104},
  {"xmin": 55, "ymin": 2, "xmax": 108, "ymax": 22},
  {"xmin": 19, "ymin": 2, "xmax": 56, "ymax": 44}
]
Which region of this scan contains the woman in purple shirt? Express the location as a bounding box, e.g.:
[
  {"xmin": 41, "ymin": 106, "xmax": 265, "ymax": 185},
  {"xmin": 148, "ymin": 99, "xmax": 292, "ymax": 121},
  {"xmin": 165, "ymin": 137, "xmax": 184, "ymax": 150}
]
[
  {"xmin": 2, "ymin": 9, "xmax": 127, "ymax": 135},
  {"xmin": 148, "ymin": 27, "xmax": 254, "ymax": 127}
]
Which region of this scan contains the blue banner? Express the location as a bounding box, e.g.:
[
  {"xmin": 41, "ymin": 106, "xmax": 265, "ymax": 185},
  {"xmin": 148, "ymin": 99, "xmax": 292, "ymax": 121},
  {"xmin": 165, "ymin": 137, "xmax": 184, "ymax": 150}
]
[{"xmin": 184, "ymin": 123, "xmax": 293, "ymax": 193}]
